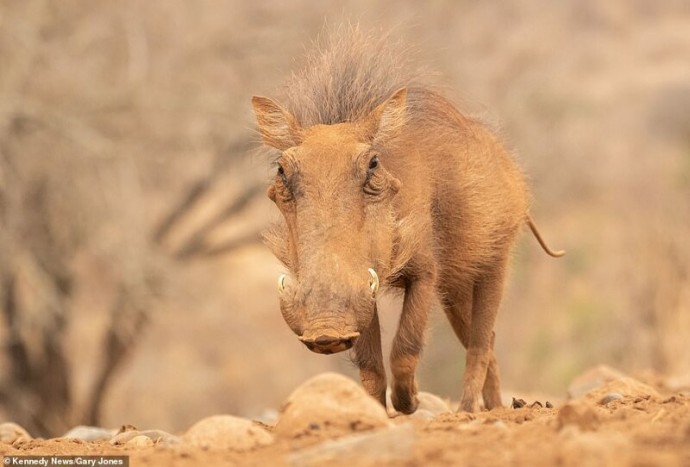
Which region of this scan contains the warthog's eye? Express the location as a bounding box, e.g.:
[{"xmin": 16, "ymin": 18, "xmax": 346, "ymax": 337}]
[
  {"xmin": 274, "ymin": 162, "xmax": 295, "ymax": 202},
  {"xmin": 364, "ymin": 155, "xmax": 384, "ymax": 196},
  {"xmin": 276, "ymin": 163, "xmax": 290, "ymax": 187}
]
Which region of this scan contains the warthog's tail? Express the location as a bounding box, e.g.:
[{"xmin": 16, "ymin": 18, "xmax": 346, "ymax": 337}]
[{"xmin": 526, "ymin": 215, "xmax": 565, "ymax": 258}]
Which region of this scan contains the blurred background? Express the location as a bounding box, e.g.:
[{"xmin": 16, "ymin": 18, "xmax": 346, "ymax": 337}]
[{"xmin": 1, "ymin": 0, "xmax": 689, "ymax": 436}]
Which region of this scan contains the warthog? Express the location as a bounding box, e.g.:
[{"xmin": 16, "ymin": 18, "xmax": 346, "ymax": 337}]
[{"xmin": 252, "ymin": 30, "xmax": 563, "ymax": 414}]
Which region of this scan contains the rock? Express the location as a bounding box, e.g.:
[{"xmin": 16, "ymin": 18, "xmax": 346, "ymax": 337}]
[
  {"xmin": 254, "ymin": 408, "xmax": 279, "ymax": 425},
  {"xmin": 582, "ymin": 377, "xmax": 660, "ymax": 405},
  {"xmin": 664, "ymin": 374, "xmax": 690, "ymax": 395},
  {"xmin": 117, "ymin": 424, "xmax": 138, "ymax": 434},
  {"xmin": 110, "ymin": 429, "xmax": 180, "ymax": 446},
  {"xmin": 568, "ymin": 365, "xmax": 627, "ymax": 399},
  {"xmin": 110, "ymin": 430, "xmax": 143, "ymax": 445},
  {"xmin": 275, "ymin": 373, "xmax": 390, "ymax": 439},
  {"xmin": 568, "ymin": 366, "xmax": 661, "ymax": 405},
  {"xmin": 288, "ymin": 422, "xmax": 415, "ymax": 466},
  {"xmin": 408, "ymin": 409, "xmax": 435, "ymax": 421},
  {"xmin": 416, "ymin": 392, "xmax": 451, "ymax": 415},
  {"xmin": 126, "ymin": 435, "xmax": 154, "ymax": 448},
  {"xmin": 557, "ymin": 402, "xmax": 601, "ymax": 431},
  {"xmin": 511, "ymin": 398, "xmax": 527, "ymax": 409},
  {"xmin": 140, "ymin": 429, "xmax": 181, "ymax": 446},
  {"xmin": 62, "ymin": 426, "xmax": 117, "ymax": 442},
  {"xmin": 182, "ymin": 415, "xmax": 273, "ymax": 451},
  {"xmin": 599, "ymin": 392, "xmax": 624, "ymax": 405},
  {"xmin": 0, "ymin": 422, "xmax": 32, "ymax": 444}
]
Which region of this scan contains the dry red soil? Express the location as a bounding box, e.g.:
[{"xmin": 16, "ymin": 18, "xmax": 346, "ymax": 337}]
[{"xmin": 2, "ymin": 372, "xmax": 690, "ymax": 467}]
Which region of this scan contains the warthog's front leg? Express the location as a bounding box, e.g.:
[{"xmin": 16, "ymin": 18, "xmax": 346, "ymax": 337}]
[
  {"xmin": 390, "ymin": 260, "xmax": 436, "ymax": 414},
  {"xmin": 351, "ymin": 306, "xmax": 386, "ymax": 406}
]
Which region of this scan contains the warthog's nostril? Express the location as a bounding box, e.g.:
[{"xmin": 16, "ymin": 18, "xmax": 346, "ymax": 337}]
[
  {"xmin": 299, "ymin": 332, "xmax": 360, "ymax": 354},
  {"xmin": 304, "ymin": 341, "xmax": 316, "ymax": 351},
  {"xmin": 314, "ymin": 335, "xmax": 339, "ymax": 346}
]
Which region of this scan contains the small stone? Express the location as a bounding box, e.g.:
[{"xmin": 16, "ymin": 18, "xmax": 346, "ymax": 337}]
[
  {"xmin": 545, "ymin": 402, "xmax": 554, "ymax": 409},
  {"xmin": 62, "ymin": 426, "xmax": 117, "ymax": 442},
  {"xmin": 183, "ymin": 415, "xmax": 273, "ymax": 451},
  {"xmin": 511, "ymin": 398, "xmax": 527, "ymax": 409},
  {"xmin": 255, "ymin": 409, "xmax": 279, "ymax": 425},
  {"xmin": 599, "ymin": 392, "xmax": 624, "ymax": 405},
  {"xmin": 126, "ymin": 435, "xmax": 154, "ymax": 448},
  {"xmin": 140, "ymin": 430, "xmax": 181, "ymax": 446},
  {"xmin": 110, "ymin": 428, "xmax": 180, "ymax": 446},
  {"xmin": 582, "ymin": 377, "xmax": 660, "ymax": 405},
  {"xmin": 416, "ymin": 392, "xmax": 451, "ymax": 415},
  {"xmin": 117, "ymin": 424, "xmax": 138, "ymax": 434},
  {"xmin": 0, "ymin": 422, "xmax": 31, "ymax": 444},
  {"xmin": 568, "ymin": 366, "xmax": 660, "ymax": 405},
  {"xmin": 409, "ymin": 409, "xmax": 435, "ymax": 421},
  {"xmin": 110, "ymin": 430, "xmax": 143, "ymax": 445}
]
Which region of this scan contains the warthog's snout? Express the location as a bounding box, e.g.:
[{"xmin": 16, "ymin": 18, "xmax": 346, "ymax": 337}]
[{"xmin": 299, "ymin": 332, "xmax": 360, "ymax": 354}]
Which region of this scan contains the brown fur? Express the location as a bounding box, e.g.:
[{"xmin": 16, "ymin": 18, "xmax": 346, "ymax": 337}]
[{"xmin": 253, "ymin": 27, "xmax": 561, "ymax": 414}]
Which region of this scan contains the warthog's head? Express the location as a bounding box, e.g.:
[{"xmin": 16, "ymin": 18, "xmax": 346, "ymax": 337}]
[{"xmin": 252, "ymin": 88, "xmax": 413, "ymax": 354}]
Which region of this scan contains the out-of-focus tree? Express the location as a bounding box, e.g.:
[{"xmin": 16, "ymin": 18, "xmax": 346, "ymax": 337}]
[{"xmin": 0, "ymin": 0, "xmax": 264, "ymax": 436}]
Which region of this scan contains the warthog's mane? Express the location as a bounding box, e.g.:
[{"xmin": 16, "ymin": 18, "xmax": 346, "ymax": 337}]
[{"xmin": 280, "ymin": 25, "xmax": 436, "ymax": 128}]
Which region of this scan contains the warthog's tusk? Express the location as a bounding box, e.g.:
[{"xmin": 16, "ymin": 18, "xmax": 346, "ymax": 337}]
[
  {"xmin": 368, "ymin": 268, "xmax": 379, "ymax": 297},
  {"xmin": 278, "ymin": 274, "xmax": 286, "ymax": 293}
]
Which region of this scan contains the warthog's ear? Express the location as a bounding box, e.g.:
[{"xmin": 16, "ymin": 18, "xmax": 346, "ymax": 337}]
[
  {"xmin": 251, "ymin": 96, "xmax": 302, "ymax": 150},
  {"xmin": 365, "ymin": 87, "xmax": 408, "ymax": 143}
]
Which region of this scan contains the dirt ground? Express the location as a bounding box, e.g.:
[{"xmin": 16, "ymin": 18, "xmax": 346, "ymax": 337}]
[{"xmin": 2, "ymin": 370, "xmax": 690, "ymax": 467}]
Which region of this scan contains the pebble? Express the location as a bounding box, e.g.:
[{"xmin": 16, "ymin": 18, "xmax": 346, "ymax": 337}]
[
  {"xmin": 568, "ymin": 366, "xmax": 661, "ymax": 405},
  {"xmin": 416, "ymin": 392, "xmax": 452, "ymax": 415},
  {"xmin": 182, "ymin": 415, "xmax": 273, "ymax": 451},
  {"xmin": 408, "ymin": 409, "xmax": 435, "ymax": 421},
  {"xmin": 126, "ymin": 435, "xmax": 154, "ymax": 448},
  {"xmin": 0, "ymin": 422, "xmax": 32, "ymax": 444},
  {"xmin": 582, "ymin": 377, "xmax": 660, "ymax": 405},
  {"xmin": 62, "ymin": 426, "xmax": 117, "ymax": 442},
  {"xmin": 599, "ymin": 392, "xmax": 624, "ymax": 405},
  {"xmin": 110, "ymin": 429, "xmax": 180, "ymax": 446},
  {"xmin": 511, "ymin": 398, "xmax": 527, "ymax": 409},
  {"xmin": 140, "ymin": 429, "xmax": 181, "ymax": 446}
]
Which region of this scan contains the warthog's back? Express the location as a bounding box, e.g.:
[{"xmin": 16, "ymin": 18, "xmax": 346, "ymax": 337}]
[{"xmin": 381, "ymin": 86, "xmax": 529, "ymax": 280}]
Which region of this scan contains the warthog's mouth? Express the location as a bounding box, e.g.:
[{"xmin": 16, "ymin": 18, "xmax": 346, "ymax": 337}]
[{"xmin": 298, "ymin": 332, "xmax": 360, "ymax": 354}]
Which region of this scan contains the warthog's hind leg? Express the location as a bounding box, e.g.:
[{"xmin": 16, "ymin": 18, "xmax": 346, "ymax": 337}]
[{"xmin": 459, "ymin": 263, "xmax": 507, "ymax": 412}]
